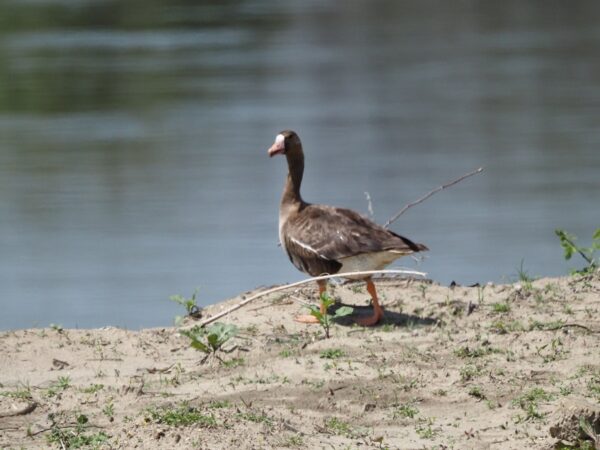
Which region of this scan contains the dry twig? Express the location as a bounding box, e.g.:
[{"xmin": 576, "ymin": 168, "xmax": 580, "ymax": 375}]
[
  {"xmin": 383, "ymin": 167, "xmax": 483, "ymax": 228},
  {"xmin": 0, "ymin": 401, "xmax": 37, "ymax": 418},
  {"xmin": 545, "ymin": 323, "xmax": 598, "ymax": 333}
]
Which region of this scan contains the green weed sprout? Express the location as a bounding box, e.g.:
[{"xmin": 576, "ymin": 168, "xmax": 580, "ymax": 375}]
[
  {"xmin": 180, "ymin": 322, "xmax": 239, "ymax": 364},
  {"xmin": 47, "ymin": 413, "xmax": 109, "ymax": 449},
  {"xmin": 170, "ymin": 289, "xmax": 202, "ymax": 325},
  {"xmin": 308, "ymin": 293, "xmax": 353, "ymax": 339},
  {"xmin": 555, "ymin": 228, "xmax": 600, "ymax": 275}
]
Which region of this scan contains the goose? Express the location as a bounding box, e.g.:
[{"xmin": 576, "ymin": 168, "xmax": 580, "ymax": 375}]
[{"xmin": 268, "ymin": 130, "xmax": 428, "ymax": 326}]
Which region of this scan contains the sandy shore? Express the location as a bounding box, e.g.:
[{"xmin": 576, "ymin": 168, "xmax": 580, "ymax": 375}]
[{"xmin": 1, "ymin": 273, "xmax": 599, "ymax": 449}]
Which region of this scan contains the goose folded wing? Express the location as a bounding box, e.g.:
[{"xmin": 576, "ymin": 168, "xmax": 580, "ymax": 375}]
[{"xmin": 285, "ymin": 204, "xmax": 422, "ymax": 263}]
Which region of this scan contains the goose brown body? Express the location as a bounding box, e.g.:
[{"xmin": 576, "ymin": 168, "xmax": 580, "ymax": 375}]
[
  {"xmin": 281, "ymin": 203, "xmax": 426, "ymax": 278},
  {"xmin": 268, "ymin": 130, "xmax": 428, "ymax": 325}
]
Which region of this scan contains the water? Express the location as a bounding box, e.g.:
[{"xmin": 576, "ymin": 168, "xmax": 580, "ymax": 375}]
[{"xmin": 1, "ymin": 0, "xmax": 599, "ymax": 330}]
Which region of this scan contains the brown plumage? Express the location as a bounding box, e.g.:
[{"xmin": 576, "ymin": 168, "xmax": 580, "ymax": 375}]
[{"xmin": 268, "ymin": 130, "xmax": 428, "ymax": 325}]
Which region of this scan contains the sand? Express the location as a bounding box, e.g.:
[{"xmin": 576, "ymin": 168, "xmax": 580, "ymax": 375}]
[{"xmin": 1, "ymin": 272, "xmax": 599, "ymax": 449}]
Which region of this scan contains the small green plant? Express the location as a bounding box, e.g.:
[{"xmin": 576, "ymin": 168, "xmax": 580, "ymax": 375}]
[
  {"xmin": 454, "ymin": 345, "xmax": 498, "ymax": 358},
  {"xmin": 559, "ymin": 384, "xmax": 574, "ymax": 396},
  {"xmin": 324, "ymin": 417, "xmax": 353, "ymax": 437},
  {"xmin": 81, "ymin": 384, "xmax": 104, "ymax": 394},
  {"xmin": 46, "ymin": 376, "xmax": 71, "ymax": 398},
  {"xmin": 102, "ymin": 401, "xmax": 115, "ymax": 420},
  {"xmin": 520, "ymin": 402, "xmax": 544, "ymax": 421},
  {"xmin": 222, "ymin": 357, "xmax": 245, "ymax": 368},
  {"xmin": 57, "ymin": 376, "xmax": 70, "ymax": 389},
  {"xmin": 146, "ymin": 402, "xmax": 217, "ymax": 427},
  {"xmin": 555, "ymin": 228, "xmax": 600, "ymax": 275},
  {"xmin": 415, "ymin": 417, "xmax": 437, "ymax": 439},
  {"xmin": 308, "ymin": 293, "xmax": 353, "ymax": 339},
  {"xmin": 350, "ymin": 284, "xmax": 364, "ymax": 294},
  {"xmin": 460, "ymin": 364, "xmax": 481, "ymax": 381},
  {"xmin": 282, "ymin": 434, "xmax": 304, "ymax": 447},
  {"xmin": 50, "ymin": 323, "xmax": 64, "ymax": 332},
  {"xmin": 208, "ymin": 400, "xmax": 231, "ymax": 409},
  {"xmin": 489, "ymin": 319, "xmax": 524, "ymax": 334},
  {"xmin": 302, "ymin": 378, "xmax": 325, "ymax": 390},
  {"xmin": 492, "ymin": 302, "xmax": 510, "ymax": 313},
  {"xmin": 381, "ymin": 323, "xmax": 396, "ymax": 332},
  {"xmin": 320, "ymin": 348, "xmax": 345, "ymax": 359},
  {"xmin": 516, "ymin": 259, "xmax": 535, "ymax": 286},
  {"xmin": 1, "ymin": 386, "xmax": 33, "ymax": 400},
  {"xmin": 477, "ymin": 286, "xmax": 485, "ymax": 305},
  {"xmin": 236, "ymin": 411, "xmax": 273, "ymax": 427},
  {"xmin": 47, "ymin": 414, "xmax": 110, "ymax": 449},
  {"xmin": 179, "ymin": 322, "xmax": 239, "ymax": 363},
  {"xmin": 512, "ymin": 387, "xmax": 553, "ymax": 421},
  {"xmin": 170, "ymin": 289, "xmax": 202, "ymax": 324},
  {"xmin": 587, "ymin": 373, "xmax": 600, "ymax": 400},
  {"xmin": 486, "ymin": 399, "xmax": 498, "ymax": 410},
  {"xmin": 468, "ymin": 386, "xmax": 486, "ymax": 400},
  {"xmin": 392, "ymin": 403, "xmax": 419, "ymax": 419},
  {"xmin": 536, "ymin": 337, "xmax": 566, "ymax": 363}
]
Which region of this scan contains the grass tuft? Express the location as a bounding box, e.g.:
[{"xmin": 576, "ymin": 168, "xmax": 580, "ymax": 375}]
[
  {"xmin": 392, "ymin": 403, "xmax": 419, "ymax": 419},
  {"xmin": 320, "ymin": 348, "xmax": 346, "ymax": 359},
  {"xmin": 145, "ymin": 402, "xmax": 217, "ymax": 427},
  {"xmin": 512, "ymin": 388, "xmax": 553, "ymax": 421},
  {"xmin": 492, "ymin": 302, "xmax": 510, "ymax": 314}
]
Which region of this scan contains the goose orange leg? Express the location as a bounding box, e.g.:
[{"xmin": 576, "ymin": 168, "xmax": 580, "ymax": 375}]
[
  {"xmin": 294, "ymin": 280, "xmax": 327, "ymax": 324},
  {"xmin": 355, "ymin": 278, "xmax": 384, "ymax": 326}
]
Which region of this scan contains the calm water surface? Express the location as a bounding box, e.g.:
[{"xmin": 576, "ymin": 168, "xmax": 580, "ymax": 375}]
[{"xmin": 1, "ymin": 1, "xmax": 599, "ymax": 330}]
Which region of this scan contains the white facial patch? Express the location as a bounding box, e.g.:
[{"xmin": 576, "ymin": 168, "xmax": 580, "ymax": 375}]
[{"xmin": 275, "ymin": 134, "xmax": 285, "ymax": 146}]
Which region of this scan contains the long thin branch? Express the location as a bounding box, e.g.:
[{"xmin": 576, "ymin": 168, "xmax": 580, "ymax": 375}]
[
  {"xmin": 186, "ymin": 269, "xmax": 426, "ymax": 329},
  {"xmin": 545, "ymin": 323, "xmax": 598, "ymax": 334},
  {"xmin": 383, "ymin": 167, "xmax": 484, "ymax": 229},
  {"xmin": 0, "ymin": 401, "xmax": 37, "ymax": 418}
]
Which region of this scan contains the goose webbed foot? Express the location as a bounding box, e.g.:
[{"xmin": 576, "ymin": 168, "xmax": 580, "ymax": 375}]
[
  {"xmin": 293, "ymin": 314, "xmax": 321, "ymax": 324},
  {"xmin": 354, "ymin": 306, "xmax": 384, "ymax": 326},
  {"xmin": 355, "ymin": 278, "xmax": 384, "ymax": 326}
]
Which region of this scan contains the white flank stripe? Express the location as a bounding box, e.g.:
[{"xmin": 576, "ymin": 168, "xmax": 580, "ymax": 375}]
[{"xmin": 290, "ymin": 237, "xmax": 327, "ymax": 259}]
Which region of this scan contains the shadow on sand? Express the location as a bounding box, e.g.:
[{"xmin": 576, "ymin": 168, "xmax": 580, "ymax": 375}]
[{"xmin": 330, "ymin": 302, "xmax": 438, "ymax": 328}]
